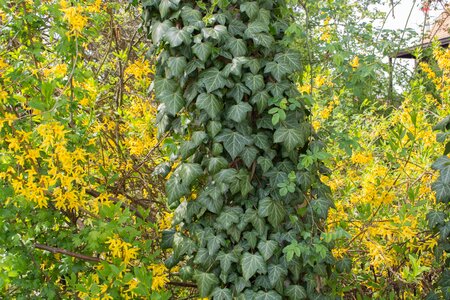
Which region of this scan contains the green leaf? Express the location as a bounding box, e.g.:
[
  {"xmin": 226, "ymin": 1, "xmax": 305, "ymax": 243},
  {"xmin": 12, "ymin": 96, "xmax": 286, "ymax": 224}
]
[
  {"xmin": 227, "ymin": 83, "xmax": 251, "ymax": 102},
  {"xmin": 244, "ymin": 73, "xmax": 265, "ymax": 93},
  {"xmin": 427, "ymin": 211, "xmax": 446, "ymax": 228},
  {"xmin": 258, "ymin": 197, "xmax": 285, "ymax": 227},
  {"xmin": 212, "ymin": 288, "xmax": 233, "ymax": 300},
  {"xmin": 167, "ymin": 56, "xmax": 187, "ymax": 77},
  {"xmin": 241, "ymin": 252, "xmax": 267, "ymax": 281},
  {"xmin": 216, "ymin": 129, "xmax": 252, "ymax": 159},
  {"xmin": 196, "ymin": 93, "xmax": 222, "ymax": 119},
  {"xmin": 217, "ymin": 251, "xmax": 239, "ymax": 273},
  {"xmin": 194, "ymin": 271, "xmax": 219, "ymax": 297},
  {"xmin": 152, "ymin": 21, "xmax": 171, "ymax": 44},
  {"xmin": 246, "ymin": 58, "xmax": 261, "ymax": 74},
  {"xmin": 159, "ymin": 0, "xmax": 178, "ymax": 18},
  {"xmin": 241, "ymin": 146, "xmax": 258, "ymax": 168},
  {"xmin": 253, "ymin": 133, "xmax": 271, "ymax": 150},
  {"xmin": 199, "ymin": 68, "xmax": 227, "ymax": 93},
  {"xmin": 252, "ymin": 33, "xmax": 274, "ymax": 48},
  {"xmin": 225, "ymin": 37, "xmax": 247, "ymax": 57},
  {"xmin": 267, "ymin": 264, "xmax": 287, "ymax": 286},
  {"xmin": 264, "ymin": 61, "xmax": 290, "ymax": 81},
  {"xmin": 228, "ymin": 102, "xmax": 252, "ymax": 123},
  {"xmin": 208, "ymin": 235, "xmax": 225, "ymax": 256},
  {"xmin": 240, "ymin": 2, "xmax": 259, "ymax": 20},
  {"xmin": 275, "ymin": 51, "xmax": 302, "ymax": 72},
  {"xmin": 166, "ymin": 176, "xmax": 189, "ymax": 208},
  {"xmin": 257, "ymin": 156, "xmax": 273, "ymax": 173},
  {"xmin": 208, "ymin": 157, "xmax": 228, "ymax": 174},
  {"xmin": 310, "ymin": 197, "xmax": 333, "ymax": 219},
  {"xmin": 217, "ymin": 206, "xmax": 242, "ymax": 228},
  {"xmin": 192, "ymin": 42, "xmax": 212, "ymax": 62},
  {"xmin": 181, "ymin": 6, "xmax": 202, "ymax": 26},
  {"xmin": 177, "ymin": 163, "xmax": 203, "ymax": 186},
  {"xmin": 433, "ymin": 178, "xmax": 450, "ymax": 204},
  {"xmin": 198, "ymin": 192, "xmax": 223, "ymax": 214},
  {"xmin": 165, "ymin": 27, "xmax": 191, "ymax": 47},
  {"xmin": 258, "ymin": 240, "xmax": 277, "ymax": 261},
  {"xmin": 273, "ymin": 127, "xmax": 305, "ymax": 152},
  {"xmin": 245, "ymin": 21, "xmax": 269, "ymax": 37},
  {"xmin": 255, "ymin": 291, "xmax": 282, "ymax": 300},
  {"xmin": 285, "ymin": 285, "xmax": 307, "ymax": 299},
  {"xmin": 159, "ymin": 89, "xmax": 185, "ymax": 116}
]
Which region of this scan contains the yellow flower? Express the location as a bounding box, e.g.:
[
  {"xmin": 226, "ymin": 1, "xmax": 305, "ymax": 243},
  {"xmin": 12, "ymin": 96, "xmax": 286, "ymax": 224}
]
[
  {"xmin": 351, "ymin": 152, "xmax": 372, "ymax": 164},
  {"xmin": 158, "ymin": 212, "xmax": 173, "ymax": 231},
  {"xmin": 349, "ymin": 56, "xmax": 359, "ymax": 69},
  {"xmin": 60, "ymin": 2, "xmax": 88, "ymax": 36}
]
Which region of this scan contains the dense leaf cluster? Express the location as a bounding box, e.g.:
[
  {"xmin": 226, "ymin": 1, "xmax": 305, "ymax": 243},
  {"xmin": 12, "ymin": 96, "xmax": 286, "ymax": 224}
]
[
  {"xmin": 429, "ymin": 117, "xmax": 450, "ymax": 299},
  {"xmin": 142, "ymin": 0, "xmax": 334, "ymax": 298}
]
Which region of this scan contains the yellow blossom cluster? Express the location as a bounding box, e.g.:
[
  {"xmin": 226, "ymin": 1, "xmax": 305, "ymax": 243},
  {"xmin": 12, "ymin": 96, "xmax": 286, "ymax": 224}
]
[
  {"xmin": 149, "ymin": 263, "xmax": 169, "ymax": 291},
  {"xmin": 60, "ymin": 1, "xmax": 88, "ymax": 36},
  {"xmin": 105, "ymin": 234, "xmax": 139, "ymax": 265}
]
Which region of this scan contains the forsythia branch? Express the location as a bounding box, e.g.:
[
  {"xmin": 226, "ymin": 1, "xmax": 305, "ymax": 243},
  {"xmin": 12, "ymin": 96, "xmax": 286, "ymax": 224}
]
[{"xmin": 34, "ymin": 243, "xmax": 101, "ymax": 263}]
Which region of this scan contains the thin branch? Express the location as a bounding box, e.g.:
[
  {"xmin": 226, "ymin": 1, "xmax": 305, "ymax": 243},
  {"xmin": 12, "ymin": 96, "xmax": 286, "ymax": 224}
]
[{"xmin": 34, "ymin": 243, "xmax": 101, "ymax": 263}]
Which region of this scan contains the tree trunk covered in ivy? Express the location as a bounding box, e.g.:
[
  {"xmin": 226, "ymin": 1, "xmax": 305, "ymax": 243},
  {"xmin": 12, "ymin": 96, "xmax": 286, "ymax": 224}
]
[{"xmin": 142, "ymin": 0, "xmax": 334, "ymax": 298}]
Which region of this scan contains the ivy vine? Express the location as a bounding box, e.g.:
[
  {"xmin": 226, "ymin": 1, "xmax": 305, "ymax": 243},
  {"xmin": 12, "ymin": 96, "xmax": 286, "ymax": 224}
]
[{"xmin": 141, "ymin": 0, "xmax": 334, "ymax": 298}]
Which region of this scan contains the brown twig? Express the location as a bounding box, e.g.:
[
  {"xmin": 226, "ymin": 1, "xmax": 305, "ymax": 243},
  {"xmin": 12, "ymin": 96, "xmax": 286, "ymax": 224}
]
[{"xmin": 34, "ymin": 243, "xmax": 101, "ymax": 263}]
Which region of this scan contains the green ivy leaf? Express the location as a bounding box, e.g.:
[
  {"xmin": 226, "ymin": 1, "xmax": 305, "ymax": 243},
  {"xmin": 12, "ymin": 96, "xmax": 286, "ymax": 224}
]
[
  {"xmin": 228, "ymin": 102, "xmax": 252, "ymax": 123},
  {"xmin": 212, "ymin": 288, "xmax": 233, "ymax": 300},
  {"xmin": 285, "ymin": 285, "xmax": 307, "ymax": 299},
  {"xmin": 225, "ymin": 37, "xmax": 247, "ymax": 57},
  {"xmin": 432, "ymin": 179, "xmax": 450, "ymax": 203},
  {"xmin": 167, "ymin": 56, "xmax": 187, "ymax": 77},
  {"xmin": 192, "ymin": 42, "xmax": 212, "ymax": 62},
  {"xmin": 199, "ymin": 68, "xmax": 227, "ymax": 93},
  {"xmin": 275, "ymin": 51, "xmax": 302, "ymax": 72},
  {"xmin": 194, "ymin": 271, "xmax": 219, "ymax": 297},
  {"xmin": 217, "ymin": 251, "xmax": 239, "ymax": 273},
  {"xmin": 240, "ymin": 2, "xmax": 259, "ymax": 20},
  {"xmin": 244, "ymin": 73, "xmax": 265, "ymax": 93},
  {"xmin": 267, "ymin": 264, "xmax": 287, "ymax": 286},
  {"xmin": 241, "ymin": 252, "xmax": 266, "ymax": 281},
  {"xmin": 258, "ymin": 240, "xmax": 278, "ymax": 261},
  {"xmin": 196, "ymin": 93, "xmax": 222, "ymax": 118},
  {"xmin": 255, "ymin": 291, "xmax": 282, "ymax": 300},
  {"xmin": 427, "ymin": 211, "xmax": 446, "ymax": 229},
  {"xmin": 217, "ymin": 206, "xmax": 242, "ymax": 228},
  {"xmin": 264, "ymin": 61, "xmax": 290, "ymax": 81},
  {"xmin": 165, "ymin": 27, "xmax": 191, "ymax": 47},
  {"xmin": 273, "ymin": 127, "xmax": 305, "ymax": 152},
  {"xmin": 216, "ymin": 129, "xmax": 252, "ymax": 159}
]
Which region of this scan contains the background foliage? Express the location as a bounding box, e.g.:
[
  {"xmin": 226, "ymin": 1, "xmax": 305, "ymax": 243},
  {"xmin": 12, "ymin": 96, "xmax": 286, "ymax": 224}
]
[{"xmin": 0, "ymin": 0, "xmax": 449, "ymax": 299}]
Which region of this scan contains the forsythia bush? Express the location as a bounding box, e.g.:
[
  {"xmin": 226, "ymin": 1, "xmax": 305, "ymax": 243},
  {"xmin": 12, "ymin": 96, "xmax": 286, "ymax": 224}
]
[{"xmin": 0, "ymin": 0, "xmax": 180, "ymax": 298}]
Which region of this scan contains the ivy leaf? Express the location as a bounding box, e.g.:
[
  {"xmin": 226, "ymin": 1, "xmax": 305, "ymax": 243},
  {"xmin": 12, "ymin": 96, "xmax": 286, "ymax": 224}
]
[
  {"xmin": 192, "ymin": 42, "xmax": 212, "ymax": 62},
  {"xmin": 228, "ymin": 102, "xmax": 252, "ymax": 123},
  {"xmin": 217, "ymin": 206, "xmax": 242, "ymax": 228},
  {"xmin": 264, "ymin": 61, "xmax": 290, "ymax": 81},
  {"xmin": 427, "ymin": 211, "xmax": 446, "ymax": 229},
  {"xmin": 257, "ymin": 156, "xmax": 273, "ymax": 173},
  {"xmin": 258, "ymin": 197, "xmax": 285, "ymax": 227},
  {"xmin": 208, "ymin": 157, "xmax": 228, "ymax": 174},
  {"xmin": 177, "ymin": 163, "xmax": 203, "ymax": 186},
  {"xmin": 167, "ymin": 56, "xmax": 187, "ymax": 78},
  {"xmin": 273, "ymin": 127, "xmax": 305, "ymax": 152},
  {"xmin": 181, "ymin": 6, "xmax": 202, "ymax": 26},
  {"xmin": 199, "ymin": 68, "xmax": 227, "ymax": 93},
  {"xmin": 227, "ymin": 83, "xmax": 251, "ymax": 102},
  {"xmin": 257, "ymin": 240, "xmax": 277, "ymax": 261},
  {"xmin": 241, "ymin": 252, "xmax": 267, "ymax": 281},
  {"xmin": 225, "ymin": 37, "xmax": 247, "ymax": 57},
  {"xmin": 241, "ymin": 146, "xmax": 258, "ymax": 168},
  {"xmin": 216, "ymin": 129, "xmax": 252, "ymax": 159},
  {"xmin": 159, "ymin": 0, "xmax": 178, "ymax": 18},
  {"xmin": 152, "ymin": 21, "xmax": 171, "ymax": 44},
  {"xmin": 285, "ymin": 285, "xmax": 307, "ymax": 299},
  {"xmin": 194, "ymin": 271, "xmax": 219, "ymax": 297},
  {"xmin": 212, "ymin": 288, "xmax": 233, "ymax": 300},
  {"xmin": 208, "ymin": 235, "xmax": 225, "ymax": 256},
  {"xmin": 217, "ymin": 251, "xmax": 239, "ymax": 273},
  {"xmin": 267, "ymin": 264, "xmax": 287, "ymax": 286},
  {"xmin": 252, "ymin": 33, "xmax": 274, "ymax": 48},
  {"xmin": 432, "ymin": 179, "xmax": 450, "ymax": 204},
  {"xmin": 244, "ymin": 73, "xmax": 265, "ymax": 93},
  {"xmin": 196, "ymin": 93, "xmax": 222, "ymax": 119},
  {"xmin": 166, "ymin": 176, "xmax": 189, "ymax": 208},
  {"xmin": 245, "ymin": 21, "xmax": 269, "ymax": 37},
  {"xmin": 310, "ymin": 197, "xmax": 333, "ymax": 219},
  {"xmin": 165, "ymin": 27, "xmax": 191, "ymax": 47},
  {"xmin": 275, "ymin": 51, "xmax": 302, "ymax": 72},
  {"xmin": 255, "ymin": 291, "xmax": 282, "ymax": 300},
  {"xmin": 240, "ymin": 2, "xmax": 259, "ymax": 20}
]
